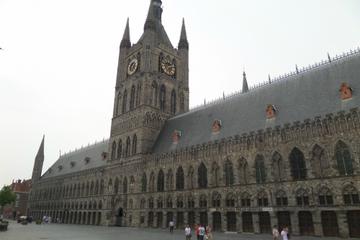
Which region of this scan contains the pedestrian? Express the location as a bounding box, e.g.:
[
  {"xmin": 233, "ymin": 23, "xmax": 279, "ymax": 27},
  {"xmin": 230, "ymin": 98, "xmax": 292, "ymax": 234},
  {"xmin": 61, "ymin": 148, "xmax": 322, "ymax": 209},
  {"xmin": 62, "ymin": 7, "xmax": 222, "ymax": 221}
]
[
  {"xmin": 169, "ymin": 220, "xmax": 175, "ymax": 233},
  {"xmin": 185, "ymin": 224, "xmax": 192, "ymax": 240},
  {"xmin": 195, "ymin": 224, "xmax": 200, "ymax": 240},
  {"xmin": 281, "ymin": 226, "xmax": 289, "ymax": 240},
  {"xmin": 198, "ymin": 225, "xmax": 206, "ymax": 240},
  {"xmin": 206, "ymin": 225, "xmax": 213, "ymax": 240},
  {"xmin": 272, "ymin": 225, "xmax": 280, "ymax": 240}
]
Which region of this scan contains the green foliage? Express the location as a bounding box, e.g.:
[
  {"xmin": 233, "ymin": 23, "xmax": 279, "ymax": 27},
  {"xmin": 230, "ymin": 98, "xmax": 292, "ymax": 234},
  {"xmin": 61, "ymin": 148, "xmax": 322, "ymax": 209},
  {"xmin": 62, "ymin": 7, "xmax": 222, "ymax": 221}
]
[{"xmin": 0, "ymin": 186, "xmax": 16, "ymax": 207}]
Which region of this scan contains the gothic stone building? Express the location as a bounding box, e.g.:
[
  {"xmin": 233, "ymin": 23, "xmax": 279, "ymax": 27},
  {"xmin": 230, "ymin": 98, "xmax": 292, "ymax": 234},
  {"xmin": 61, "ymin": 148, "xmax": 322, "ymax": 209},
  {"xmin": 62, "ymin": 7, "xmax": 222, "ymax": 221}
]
[{"xmin": 28, "ymin": 0, "xmax": 360, "ymax": 238}]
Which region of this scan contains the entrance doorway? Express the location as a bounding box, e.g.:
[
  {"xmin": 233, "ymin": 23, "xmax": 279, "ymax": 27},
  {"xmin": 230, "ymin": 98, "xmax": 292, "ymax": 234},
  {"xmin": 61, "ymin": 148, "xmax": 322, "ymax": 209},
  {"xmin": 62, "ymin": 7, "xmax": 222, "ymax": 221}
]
[
  {"xmin": 259, "ymin": 212, "xmax": 271, "ymax": 234},
  {"xmin": 298, "ymin": 211, "xmax": 314, "ymax": 236},
  {"xmin": 200, "ymin": 212, "xmax": 208, "ymax": 226},
  {"xmin": 212, "ymin": 212, "xmax": 221, "ymax": 231},
  {"xmin": 242, "ymin": 212, "xmax": 253, "ymax": 232},
  {"xmin": 156, "ymin": 212, "xmax": 163, "ymax": 228},
  {"xmin": 188, "ymin": 211, "xmax": 195, "ymax": 227},
  {"xmin": 115, "ymin": 208, "xmax": 124, "ymax": 226},
  {"xmin": 277, "ymin": 211, "xmax": 291, "ymax": 232},
  {"xmin": 166, "ymin": 212, "xmax": 173, "ymax": 227},
  {"xmin": 347, "ymin": 210, "xmax": 360, "ymax": 238},
  {"xmin": 321, "ymin": 211, "xmax": 339, "ymax": 237},
  {"xmin": 227, "ymin": 212, "xmax": 237, "ymax": 232}
]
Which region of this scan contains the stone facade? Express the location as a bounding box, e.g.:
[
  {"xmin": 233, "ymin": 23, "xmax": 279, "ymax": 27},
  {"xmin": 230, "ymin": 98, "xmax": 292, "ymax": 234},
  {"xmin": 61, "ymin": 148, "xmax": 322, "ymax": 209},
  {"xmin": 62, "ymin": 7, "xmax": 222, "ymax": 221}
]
[{"xmin": 28, "ymin": 0, "xmax": 360, "ymax": 238}]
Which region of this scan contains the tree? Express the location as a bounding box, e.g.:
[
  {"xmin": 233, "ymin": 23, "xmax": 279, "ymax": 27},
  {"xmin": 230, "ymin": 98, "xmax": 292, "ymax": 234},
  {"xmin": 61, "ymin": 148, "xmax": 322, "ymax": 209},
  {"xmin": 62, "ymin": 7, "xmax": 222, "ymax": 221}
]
[{"xmin": 0, "ymin": 186, "xmax": 16, "ymax": 213}]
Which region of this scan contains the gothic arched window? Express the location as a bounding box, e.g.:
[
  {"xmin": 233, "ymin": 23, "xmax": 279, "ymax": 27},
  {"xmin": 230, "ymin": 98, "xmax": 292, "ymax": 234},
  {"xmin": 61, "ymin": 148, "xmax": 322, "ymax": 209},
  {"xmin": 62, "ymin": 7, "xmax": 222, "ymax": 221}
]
[
  {"xmin": 272, "ymin": 152, "xmax": 283, "ymax": 182},
  {"xmin": 141, "ymin": 173, "xmax": 147, "ymax": 193},
  {"xmin": 238, "ymin": 158, "xmax": 249, "ymax": 184},
  {"xmin": 130, "ymin": 85, "xmax": 136, "ymax": 110},
  {"xmin": 125, "ymin": 137, "xmax": 131, "ymax": 157},
  {"xmin": 171, "ymin": 90, "xmax": 176, "ymax": 114},
  {"xmin": 116, "ymin": 92, "xmax": 121, "ymax": 116},
  {"xmin": 176, "ymin": 166, "xmax": 185, "ymax": 190},
  {"xmin": 212, "ymin": 192, "xmax": 221, "ymax": 207},
  {"xmin": 335, "ymin": 141, "xmax": 353, "ymax": 175},
  {"xmin": 296, "ymin": 188, "xmax": 309, "ymax": 206},
  {"xmin": 343, "ymin": 185, "xmax": 360, "ymax": 205},
  {"xmin": 311, "ymin": 144, "xmax": 328, "ymax": 178},
  {"xmin": 136, "ymin": 83, "xmax": 141, "ymax": 106},
  {"xmin": 122, "ymin": 90, "xmax": 127, "ymax": 113},
  {"xmin": 198, "ymin": 162, "xmax": 208, "ymax": 189},
  {"xmin": 123, "ymin": 177, "xmax": 128, "ymax": 194},
  {"xmin": 114, "ymin": 178, "xmax": 119, "ymax": 194},
  {"xmin": 167, "ymin": 196, "xmax": 173, "ymax": 208},
  {"xmin": 187, "ymin": 166, "xmax": 194, "ymax": 189},
  {"xmin": 117, "ymin": 139, "xmax": 122, "ymax": 159},
  {"xmin": 211, "ymin": 162, "xmax": 220, "ymax": 187},
  {"xmin": 199, "ymin": 194, "xmax": 207, "ymax": 208},
  {"xmin": 241, "ymin": 192, "xmax": 251, "ymax": 207},
  {"xmin": 152, "ymin": 81, "xmax": 158, "ymax": 107},
  {"xmin": 111, "ymin": 141, "xmax": 117, "ymax": 160},
  {"xmin": 255, "ymin": 155, "xmax": 266, "ymax": 183},
  {"xmin": 226, "ymin": 193, "xmax": 236, "ymax": 207},
  {"xmin": 257, "ymin": 191, "xmax": 268, "ymax": 207},
  {"xmin": 180, "ymin": 92, "xmax": 185, "ymax": 112},
  {"xmin": 132, "ymin": 134, "xmax": 137, "ymax": 155},
  {"xmin": 318, "ymin": 187, "xmax": 333, "ymax": 206},
  {"xmin": 157, "ymin": 169, "xmax": 165, "ymax": 192},
  {"xmin": 275, "ymin": 190, "xmax": 288, "ymax": 206},
  {"xmin": 159, "ymin": 85, "xmax": 166, "ymax": 112},
  {"xmin": 224, "ymin": 159, "xmax": 234, "ymax": 186},
  {"xmin": 166, "ymin": 169, "xmax": 173, "ymax": 191},
  {"xmin": 289, "ymin": 148, "xmax": 307, "ymax": 180},
  {"xmin": 149, "ymin": 172, "xmax": 155, "ymax": 192}
]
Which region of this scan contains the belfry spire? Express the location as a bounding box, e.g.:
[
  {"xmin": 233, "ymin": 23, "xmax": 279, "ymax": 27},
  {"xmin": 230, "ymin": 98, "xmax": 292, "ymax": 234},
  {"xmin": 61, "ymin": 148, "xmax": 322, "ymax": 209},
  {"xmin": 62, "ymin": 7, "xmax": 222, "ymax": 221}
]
[
  {"xmin": 120, "ymin": 18, "xmax": 131, "ymax": 49},
  {"xmin": 178, "ymin": 18, "xmax": 189, "ymax": 50},
  {"xmin": 242, "ymin": 71, "xmax": 249, "ymax": 93},
  {"xmin": 31, "ymin": 135, "xmax": 45, "ymax": 184},
  {"xmin": 144, "ymin": 0, "xmax": 163, "ymax": 31}
]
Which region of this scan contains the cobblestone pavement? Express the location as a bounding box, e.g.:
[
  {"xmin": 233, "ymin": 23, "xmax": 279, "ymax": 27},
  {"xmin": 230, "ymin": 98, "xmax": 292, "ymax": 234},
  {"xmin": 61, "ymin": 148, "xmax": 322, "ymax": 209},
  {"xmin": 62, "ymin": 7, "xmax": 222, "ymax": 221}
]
[{"xmin": 1, "ymin": 221, "xmax": 347, "ymax": 240}]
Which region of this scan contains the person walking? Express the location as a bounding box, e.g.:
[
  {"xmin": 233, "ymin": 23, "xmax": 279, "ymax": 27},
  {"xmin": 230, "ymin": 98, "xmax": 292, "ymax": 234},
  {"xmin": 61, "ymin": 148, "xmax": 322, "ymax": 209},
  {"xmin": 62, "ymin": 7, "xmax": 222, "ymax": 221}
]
[
  {"xmin": 272, "ymin": 225, "xmax": 280, "ymax": 240},
  {"xmin": 185, "ymin": 224, "xmax": 192, "ymax": 240},
  {"xmin": 169, "ymin": 220, "xmax": 175, "ymax": 233},
  {"xmin": 198, "ymin": 225, "xmax": 206, "ymax": 240},
  {"xmin": 206, "ymin": 225, "xmax": 213, "ymax": 240},
  {"xmin": 195, "ymin": 224, "xmax": 200, "ymax": 240},
  {"xmin": 281, "ymin": 226, "xmax": 289, "ymax": 240}
]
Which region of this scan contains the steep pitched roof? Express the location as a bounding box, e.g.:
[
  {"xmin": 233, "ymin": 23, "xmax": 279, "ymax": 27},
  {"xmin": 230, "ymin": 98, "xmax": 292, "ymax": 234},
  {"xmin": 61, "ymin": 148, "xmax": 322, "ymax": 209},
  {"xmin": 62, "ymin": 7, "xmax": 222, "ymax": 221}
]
[
  {"xmin": 42, "ymin": 140, "xmax": 108, "ymax": 179},
  {"xmin": 153, "ymin": 51, "xmax": 360, "ymax": 153}
]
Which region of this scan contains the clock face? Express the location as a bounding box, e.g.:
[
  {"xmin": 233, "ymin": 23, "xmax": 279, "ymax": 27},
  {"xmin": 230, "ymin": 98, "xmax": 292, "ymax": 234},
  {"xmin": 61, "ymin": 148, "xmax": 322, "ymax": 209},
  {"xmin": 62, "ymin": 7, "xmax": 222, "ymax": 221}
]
[
  {"xmin": 161, "ymin": 56, "xmax": 176, "ymax": 76},
  {"xmin": 127, "ymin": 58, "xmax": 138, "ymax": 76}
]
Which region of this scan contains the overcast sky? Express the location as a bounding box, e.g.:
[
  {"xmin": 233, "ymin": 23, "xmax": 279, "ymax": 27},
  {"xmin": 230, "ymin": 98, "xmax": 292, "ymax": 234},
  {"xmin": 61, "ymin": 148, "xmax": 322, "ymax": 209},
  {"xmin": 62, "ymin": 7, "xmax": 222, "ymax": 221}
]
[{"xmin": 0, "ymin": 0, "xmax": 359, "ymax": 186}]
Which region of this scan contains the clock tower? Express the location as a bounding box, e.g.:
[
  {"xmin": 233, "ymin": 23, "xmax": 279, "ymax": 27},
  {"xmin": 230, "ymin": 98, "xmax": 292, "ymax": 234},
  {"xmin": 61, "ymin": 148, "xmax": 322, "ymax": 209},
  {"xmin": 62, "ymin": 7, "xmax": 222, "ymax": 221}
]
[{"xmin": 108, "ymin": 0, "xmax": 189, "ymax": 161}]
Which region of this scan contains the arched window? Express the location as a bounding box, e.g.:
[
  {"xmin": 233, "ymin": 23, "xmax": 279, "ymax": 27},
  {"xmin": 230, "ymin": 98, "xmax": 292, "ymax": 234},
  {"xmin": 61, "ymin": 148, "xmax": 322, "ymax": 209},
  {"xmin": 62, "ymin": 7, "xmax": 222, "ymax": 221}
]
[
  {"xmin": 159, "ymin": 85, "xmax": 166, "ymax": 112},
  {"xmin": 111, "ymin": 141, "xmax": 117, "ymax": 160},
  {"xmin": 171, "ymin": 90, "xmax": 176, "ymax": 114},
  {"xmin": 136, "ymin": 83, "xmax": 141, "ymax": 107},
  {"xmin": 311, "ymin": 145, "xmax": 328, "ymax": 178},
  {"xmin": 226, "ymin": 193, "xmax": 236, "ymax": 207},
  {"xmin": 241, "ymin": 192, "xmax": 251, "ymax": 207},
  {"xmin": 166, "ymin": 196, "xmax": 173, "ymax": 208},
  {"xmin": 199, "ymin": 194, "xmax": 207, "ymax": 208},
  {"xmin": 114, "ymin": 178, "xmax": 119, "ymax": 194},
  {"xmin": 211, "ymin": 162, "xmax": 220, "ymax": 187},
  {"xmin": 335, "ymin": 141, "xmax": 353, "ymax": 175},
  {"xmin": 318, "ymin": 187, "xmax": 333, "ymax": 206},
  {"xmin": 187, "ymin": 194, "xmax": 195, "ymax": 208},
  {"xmin": 180, "ymin": 92, "xmax": 185, "ymax": 112},
  {"xmin": 257, "ymin": 191, "xmax": 268, "ymax": 207},
  {"xmin": 289, "ymin": 148, "xmax": 307, "ymax": 180},
  {"xmin": 132, "ymin": 135, "xmax": 137, "ymax": 155},
  {"xmin": 123, "ymin": 177, "xmax": 128, "ymax": 194},
  {"xmin": 140, "ymin": 198, "xmax": 146, "ymax": 209},
  {"xmin": 187, "ymin": 166, "xmax": 194, "ymax": 189},
  {"xmin": 122, "ymin": 90, "xmax": 127, "ymax": 113},
  {"xmin": 238, "ymin": 158, "xmax": 249, "ymax": 184},
  {"xmin": 275, "ymin": 190, "xmax": 288, "ymax": 206},
  {"xmin": 177, "ymin": 196, "xmax": 184, "ymax": 208},
  {"xmin": 157, "ymin": 198, "xmax": 163, "ymax": 208},
  {"xmin": 149, "ymin": 172, "xmax": 155, "ymax": 192},
  {"xmin": 176, "ymin": 166, "xmax": 184, "ymax": 190},
  {"xmin": 255, "ymin": 155, "xmax": 266, "ymax": 183},
  {"xmin": 148, "ymin": 197, "xmax": 154, "ymax": 209},
  {"xmin": 166, "ymin": 169, "xmax": 173, "ymax": 191},
  {"xmin": 272, "ymin": 152, "xmax": 283, "ymax": 182},
  {"xmin": 117, "ymin": 139, "xmax": 122, "ymax": 159},
  {"xmin": 212, "ymin": 192, "xmax": 221, "ymax": 207},
  {"xmin": 296, "ymin": 188, "xmax": 309, "ymax": 206},
  {"xmin": 224, "ymin": 159, "xmax": 234, "ymax": 186},
  {"xmin": 157, "ymin": 170, "xmax": 165, "ymax": 192},
  {"xmin": 198, "ymin": 162, "xmax": 208, "ymax": 188},
  {"xmin": 141, "ymin": 173, "xmax": 147, "ymax": 193},
  {"xmin": 116, "ymin": 92, "xmax": 121, "ymax": 116},
  {"xmin": 125, "ymin": 137, "xmax": 131, "ymax": 157},
  {"xmin": 152, "ymin": 81, "xmax": 158, "ymax": 107},
  {"xmin": 343, "ymin": 185, "xmax": 360, "ymax": 205},
  {"xmin": 130, "ymin": 85, "xmax": 136, "ymax": 110}
]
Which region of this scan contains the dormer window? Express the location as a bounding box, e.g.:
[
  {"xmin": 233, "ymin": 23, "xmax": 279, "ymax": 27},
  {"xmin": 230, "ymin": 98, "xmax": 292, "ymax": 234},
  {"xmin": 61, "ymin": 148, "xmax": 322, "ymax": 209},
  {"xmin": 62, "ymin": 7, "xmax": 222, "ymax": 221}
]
[
  {"xmin": 212, "ymin": 119, "xmax": 222, "ymax": 133},
  {"xmin": 339, "ymin": 83, "xmax": 352, "ymax": 100},
  {"xmin": 84, "ymin": 157, "xmax": 91, "ymax": 164},
  {"xmin": 172, "ymin": 130, "xmax": 182, "ymax": 144},
  {"xmin": 70, "ymin": 162, "xmax": 76, "ymax": 168},
  {"xmin": 58, "ymin": 165, "xmax": 63, "ymax": 171},
  {"xmin": 266, "ymin": 104, "xmax": 277, "ymax": 119}
]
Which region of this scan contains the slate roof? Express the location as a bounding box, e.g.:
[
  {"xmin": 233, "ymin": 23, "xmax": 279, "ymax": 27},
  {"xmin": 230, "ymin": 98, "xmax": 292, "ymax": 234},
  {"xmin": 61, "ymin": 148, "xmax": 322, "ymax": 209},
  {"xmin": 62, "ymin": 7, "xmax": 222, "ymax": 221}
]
[
  {"xmin": 153, "ymin": 51, "xmax": 360, "ymax": 154},
  {"xmin": 42, "ymin": 140, "xmax": 108, "ymax": 179}
]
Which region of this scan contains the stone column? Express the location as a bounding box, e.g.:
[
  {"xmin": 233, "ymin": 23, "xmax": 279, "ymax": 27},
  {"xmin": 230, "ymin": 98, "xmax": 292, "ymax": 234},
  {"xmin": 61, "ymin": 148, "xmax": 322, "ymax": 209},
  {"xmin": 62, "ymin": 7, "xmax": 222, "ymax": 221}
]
[
  {"xmin": 313, "ymin": 210, "xmax": 323, "ymax": 237},
  {"xmin": 195, "ymin": 211, "xmax": 200, "ymax": 225},
  {"xmin": 270, "ymin": 211, "xmax": 278, "ymax": 229},
  {"xmin": 337, "ymin": 210, "xmax": 349, "ymax": 238},
  {"xmin": 253, "ymin": 212, "xmax": 260, "ymax": 234},
  {"xmin": 184, "ymin": 211, "xmax": 188, "ymax": 225},
  {"xmin": 163, "ymin": 212, "xmax": 167, "ymax": 229},
  {"xmin": 207, "ymin": 211, "xmax": 213, "ymax": 228},
  {"xmin": 290, "ymin": 210, "xmax": 299, "ymax": 235},
  {"xmin": 236, "ymin": 211, "xmax": 242, "ymax": 233},
  {"xmin": 221, "ymin": 211, "xmax": 226, "ymax": 232}
]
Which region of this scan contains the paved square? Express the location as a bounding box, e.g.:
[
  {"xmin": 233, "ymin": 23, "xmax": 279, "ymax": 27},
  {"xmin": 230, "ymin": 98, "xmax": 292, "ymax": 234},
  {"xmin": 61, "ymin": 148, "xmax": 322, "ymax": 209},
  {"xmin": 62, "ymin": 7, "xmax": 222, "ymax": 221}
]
[{"xmin": 1, "ymin": 221, "xmax": 346, "ymax": 240}]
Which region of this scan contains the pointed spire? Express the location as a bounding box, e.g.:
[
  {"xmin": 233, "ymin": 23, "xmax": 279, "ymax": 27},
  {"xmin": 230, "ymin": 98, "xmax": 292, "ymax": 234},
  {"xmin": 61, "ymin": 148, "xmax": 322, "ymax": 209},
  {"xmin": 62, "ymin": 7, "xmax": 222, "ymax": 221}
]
[
  {"xmin": 120, "ymin": 18, "xmax": 131, "ymax": 49},
  {"xmin": 178, "ymin": 18, "xmax": 189, "ymax": 50},
  {"xmin": 32, "ymin": 135, "xmax": 45, "ymax": 184},
  {"xmin": 242, "ymin": 71, "xmax": 249, "ymax": 93},
  {"xmin": 36, "ymin": 135, "xmax": 45, "ymax": 159},
  {"xmin": 144, "ymin": 0, "xmax": 163, "ymax": 31}
]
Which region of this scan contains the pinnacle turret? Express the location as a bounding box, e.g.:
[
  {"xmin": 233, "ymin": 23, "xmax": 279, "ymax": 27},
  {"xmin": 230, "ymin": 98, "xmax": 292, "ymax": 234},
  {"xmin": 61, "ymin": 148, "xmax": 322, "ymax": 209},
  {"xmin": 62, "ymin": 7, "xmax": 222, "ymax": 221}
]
[
  {"xmin": 242, "ymin": 71, "xmax": 249, "ymax": 93},
  {"xmin": 120, "ymin": 18, "xmax": 131, "ymax": 49},
  {"xmin": 178, "ymin": 18, "xmax": 189, "ymax": 50}
]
